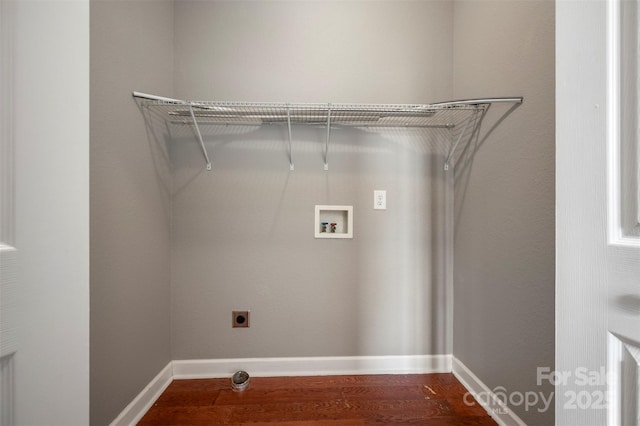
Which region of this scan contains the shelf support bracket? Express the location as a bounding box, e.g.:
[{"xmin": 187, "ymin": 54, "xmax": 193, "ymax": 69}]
[
  {"xmin": 188, "ymin": 103, "xmax": 212, "ymax": 171},
  {"xmin": 286, "ymin": 105, "xmax": 294, "ymax": 171},
  {"xmin": 324, "ymin": 104, "xmax": 332, "ymax": 171},
  {"xmin": 444, "ymin": 110, "xmax": 476, "ymax": 171}
]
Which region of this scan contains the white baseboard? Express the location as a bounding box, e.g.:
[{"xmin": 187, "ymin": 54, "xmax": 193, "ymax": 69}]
[
  {"xmin": 110, "ymin": 354, "xmax": 451, "ymax": 425},
  {"xmin": 172, "ymin": 354, "xmax": 452, "ymax": 379},
  {"xmin": 452, "ymin": 356, "xmax": 527, "ymax": 426},
  {"xmin": 109, "ymin": 362, "xmax": 173, "ymax": 426},
  {"xmin": 111, "ymin": 355, "xmax": 542, "ymax": 426}
]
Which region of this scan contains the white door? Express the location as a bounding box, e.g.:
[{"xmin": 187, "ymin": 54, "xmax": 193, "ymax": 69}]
[
  {"xmin": 0, "ymin": 0, "xmax": 17, "ymax": 424},
  {"xmin": 0, "ymin": 2, "xmax": 90, "ymax": 425},
  {"xmin": 606, "ymin": 0, "xmax": 640, "ymax": 423},
  {"xmin": 557, "ymin": 0, "xmax": 640, "ymax": 425}
]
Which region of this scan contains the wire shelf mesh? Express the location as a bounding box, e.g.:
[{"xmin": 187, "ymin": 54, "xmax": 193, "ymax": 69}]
[
  {"xmin": 140, "ymin": 98, "xmax": 485, "ymax": 128},
  {"xmin": 133, "ymin": 92, "xmax": 522, "ymax": 171}
]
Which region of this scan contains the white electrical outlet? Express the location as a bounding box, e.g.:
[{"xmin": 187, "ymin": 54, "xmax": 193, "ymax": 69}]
[{"xmin": 374, "ymin": 190, "xmax": 386, "ymax": 210}]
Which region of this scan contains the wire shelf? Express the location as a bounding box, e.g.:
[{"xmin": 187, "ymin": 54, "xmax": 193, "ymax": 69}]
[{"xmin": 133, "ymin": 92, "xmax": 522, "ymax": 171}]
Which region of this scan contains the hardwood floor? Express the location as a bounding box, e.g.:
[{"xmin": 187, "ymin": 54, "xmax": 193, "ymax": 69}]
[{"xmin": 138, "ymin": 373, "xmax": 497, "ymax": 425}]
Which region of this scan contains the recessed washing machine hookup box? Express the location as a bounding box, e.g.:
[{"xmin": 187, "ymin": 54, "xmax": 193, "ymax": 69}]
[{"xmin": 314, "ymin": 205, "xmax": 353, "ymax": 239}]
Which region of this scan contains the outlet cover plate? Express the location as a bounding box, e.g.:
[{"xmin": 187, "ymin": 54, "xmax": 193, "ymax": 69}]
[{"xmin": 374, "ymin": 190, "xmax": 386, "ymax": 210}]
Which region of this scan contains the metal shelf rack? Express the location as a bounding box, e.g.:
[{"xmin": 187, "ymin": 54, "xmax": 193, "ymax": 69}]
[{"xmin": 132, "ymin": 92, "xmax": 523, "ymax": 172}]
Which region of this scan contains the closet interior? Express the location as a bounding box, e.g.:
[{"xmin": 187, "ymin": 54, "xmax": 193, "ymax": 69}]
[{"xmin": 89, "ymin": 2, "xmax": 555, "ymax": 425}]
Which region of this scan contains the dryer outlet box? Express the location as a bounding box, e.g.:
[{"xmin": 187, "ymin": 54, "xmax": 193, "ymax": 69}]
[{"xmin": 232, "ymin": 310, "xmax": 250, "ymax": 328}]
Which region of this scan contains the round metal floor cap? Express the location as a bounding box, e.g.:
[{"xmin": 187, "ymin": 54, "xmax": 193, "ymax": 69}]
[{"xmin": 231, "ymin": 370, "xmax": 250, "ymax": 392}]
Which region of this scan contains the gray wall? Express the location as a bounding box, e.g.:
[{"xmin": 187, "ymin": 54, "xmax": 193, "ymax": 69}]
[
  {"xmin": 171, "ymin": 127, "xmax": 452, "ymax": 359},
  {"xmin": 174, "ymin": 0, "xmax": 453, "ymax": 103},
  {"xmin": 452, "ymin": 1, "xmax": 555, "ymax": 425},
  {"xmin": 170, "ymin": 0, "xmax": 455, "ymax": 359},
  {"xmin": 90, "ymin": 1, "xmax": 173, "ymax": 424}
]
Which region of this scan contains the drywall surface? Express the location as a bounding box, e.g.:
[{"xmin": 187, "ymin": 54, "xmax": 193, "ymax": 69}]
[
  {"xmin": 174, "ymin": 0, "xmax": 453, "ymax": 104},
  {"xmin": 452, "ymin": 1, "xmax": 555, "ymax": 425},
  {"xmin": 12, "ymin": 1, "xmax": 90, "ymax": 424},
  {"xmin": 171, "ymin": 127, "xmax": 451, "ymax": 359},
  {"xmin": 90, "ymin": 1, "xmax": 173, "ymax": 424},
  {"xmin": 171, "ymin": 0, "xmax": 454, "ymax": 359}
]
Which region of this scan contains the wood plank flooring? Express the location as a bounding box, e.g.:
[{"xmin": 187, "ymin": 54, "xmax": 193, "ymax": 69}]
[{"xmin": 138, "ymin": 373, "xmax": 497, "ymax": 425}]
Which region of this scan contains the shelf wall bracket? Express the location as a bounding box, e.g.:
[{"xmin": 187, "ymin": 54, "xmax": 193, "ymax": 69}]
[
  {"xmin": 324, "ymin": 104, "xmax": 332, "ymax": 171},
  {"xmin": 286, "ymin": 105, "xmax": 294, "ymax": 171},
  {"xmin": 444, "ymin": 110, "xmax": 477, "ymax": 171},
  {"xmin": 188, "ymin": 103, "xmax": 212, "ymax": 171}
]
